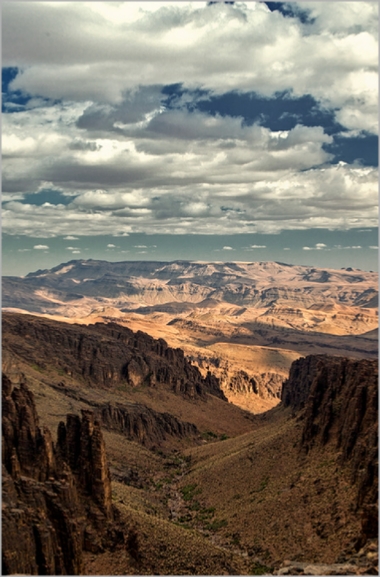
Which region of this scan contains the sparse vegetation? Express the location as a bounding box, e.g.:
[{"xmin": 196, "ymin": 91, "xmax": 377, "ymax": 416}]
[
  {"xmin": 181, "ymin": 483, "xmax": 201, "ymax": 501},
  {"xmin": 250, "ymin": 563, "xmax": 271, "ymax": 575},
  {"xmin": 202, "ymin": 430, "xmax": 218, "ymax": 440},
  {"xmin": 204, "ymin": 518, "xmax": 228, "ymax": 532},
  {"xmin": 31, "ymin": 364, "xmax": 44, "ymax": 373}
]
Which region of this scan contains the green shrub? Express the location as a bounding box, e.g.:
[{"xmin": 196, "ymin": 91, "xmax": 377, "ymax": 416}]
[{"xmin": 205, "ymin": 518, "xmax": 228, "ymax": 531}]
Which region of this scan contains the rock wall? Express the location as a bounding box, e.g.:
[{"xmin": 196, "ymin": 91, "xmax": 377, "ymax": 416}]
[
  {"xmin": 2, "ymin": 312, "xmax": 226, "ymax": 400},
  {"xmin": 98, "ymin": 402, "xmax": 199, "ymax": 448},
  {"xmin": 188, "ymin": 352, "xmax": 284, "ymax": 401},
  {"xmin": 281, "ymin": 355, "xmax": 378, "ymax": 544},
  {"xmin": 2, "ymin": 373, "xmax": 122, "ymax": 575}
]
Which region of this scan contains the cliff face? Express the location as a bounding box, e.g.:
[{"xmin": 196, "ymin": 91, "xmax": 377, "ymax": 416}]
[
  {"xmin": 98, "ymin": 402, "xmax": 199, "ymax": 448},
  {"xmin": 2, "ymin": 312, "xmax": 226, "ymax": 400},
  {"xmin": 2, "ymin": 374, "xmax": 121, "ymax": 575},
  {"xmin": 281, "ymin": 355, "xmax": 378, "ymax": 544}
]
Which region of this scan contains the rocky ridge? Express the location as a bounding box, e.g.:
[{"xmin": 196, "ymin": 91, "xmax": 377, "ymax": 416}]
[
  {"xmin": 2, "ymin": 312, "xmax": 226, "ymax": 400},
  {"xmin": 2, "ymin": 374, "xmax": 124, "ymax": 575},
  {"xmin": 4, "ymin": 259, "xmax": 378, "ymax": 310},
  {"xmin": 48, "ymin": 380, "xmax": 201, "ymax": 448}
]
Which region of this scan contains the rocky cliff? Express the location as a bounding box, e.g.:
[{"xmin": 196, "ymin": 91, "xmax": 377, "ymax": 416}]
[
  {"xmin": 2, "ymin": 312, "xmax": 226, "ymax": 400},
  {"xmin": 281, "ymin": 355, "xmax": 378, "ymax": 545},
  {"xmin": 2, "ymin": 373, "xmax": 123, "ymax": 575},
  {"xmin": 98, "ymin": 402, "xmax": 199, "ymax": 448}
]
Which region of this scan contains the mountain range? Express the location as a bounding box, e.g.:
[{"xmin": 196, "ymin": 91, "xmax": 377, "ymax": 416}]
[{"xmin": 3, "ymin": 259, "xmax": 378, "ymax": 413}]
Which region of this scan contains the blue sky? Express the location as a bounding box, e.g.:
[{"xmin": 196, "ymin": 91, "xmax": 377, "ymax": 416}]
[{"xmin": 2, "ymin": 1, "xmax": 378, "ymax": 275}]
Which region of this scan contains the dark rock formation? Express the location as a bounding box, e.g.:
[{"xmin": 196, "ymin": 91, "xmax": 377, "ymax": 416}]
[
  {"xmin": 281, "ymin": 355, "xmax": 321, "ymax": 411},
  {"xmin": 281, "ymin": 355, "xmax": 378, "ymax": 547},
  {"xmin": 46, "ymin": 380, "xmax": 201, "ymax": 448},
  {"xmin": 2, "ymin": 374, "xmax": 122, "ymax": 575},
  {"xmin": 98, "ymin": 402, "xmax": 199, "ymax": 448},
  {"xmin": 2, "ymin": 312, "xmax": 226, "ymax": 400}
]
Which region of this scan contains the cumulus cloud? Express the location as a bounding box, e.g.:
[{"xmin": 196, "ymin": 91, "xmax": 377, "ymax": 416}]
[
  {"xmin": 249, "ymin": 245, "xmax": 267, "ymax": 249},
  {"xmin": 3, "ymin": 2, "xmax": 377, "ymax": 133},
  {"xmin": 2, "ymin": 159, "xmax": 378, "ymax": 237},
  {"xmin": 107, "ymin": 243, "xmax": 116, "ymax": 248},
  {"xmin": 222, "ymin": 246, "xmax": 234, "ymax": 250},
  {"xmin": 33, "ymin": 244, "xmax": 49, "ymax": 249},
  {"xmin": 2, "ymin": 2, "xmax": 378, "ymax": 239}
]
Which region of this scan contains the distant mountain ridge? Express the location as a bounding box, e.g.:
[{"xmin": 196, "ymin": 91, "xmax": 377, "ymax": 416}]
[{"xmin": 3, "ymin": 258, "xmax": 378, "ymax": 312}]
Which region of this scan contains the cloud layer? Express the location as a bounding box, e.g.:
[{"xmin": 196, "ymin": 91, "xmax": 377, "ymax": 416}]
[{"xmin": 2, "ymin": 1, "xmax": 378, "ymax": 238}]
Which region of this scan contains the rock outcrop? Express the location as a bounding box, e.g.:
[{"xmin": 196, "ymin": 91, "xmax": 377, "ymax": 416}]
[
  {"xmin": 225, "ymin": 370, "xmax": 283, "ymax": 399},
  {"xmin": 2, "ymin": 373, "xmax": 123, "ymax": 575},
  {"xmin": 281, "ymin": 355, "xmax": 378, "ymax": 547},
  {"xmin": 2, "ymin": 312, "xmax": 226, "ymax": 400},
  {"xmin": 98, "ymin": 402, "xmax": 199, "ymax": 448}
]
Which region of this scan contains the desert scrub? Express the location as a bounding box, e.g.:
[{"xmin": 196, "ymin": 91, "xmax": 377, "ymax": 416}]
[
  {"xmin": 180, "ymin": 483, "xmax": 201, "ymax": 501},
  {"xmin": 201, "ymin": 431, "xmax": 218, "ymax": 441},
  {"xmin": 189, "ymin": 500, "xmax": 201, "ymax": 511},
  {"xmin": 204, "ymin": 518, "xmax": 228, "ymax": 532},
  {"xmin": 250, "ymin": 476, "xmax": 269, "ymax": 494},
  {"xmin": 31, "ymin": 364, "xmax": 44, "ymax": 373},
  {"xmin": 250, "ymin": 563, "xmax": 271, "ymax": 575}
]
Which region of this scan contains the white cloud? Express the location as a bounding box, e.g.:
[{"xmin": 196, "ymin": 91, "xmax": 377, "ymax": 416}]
[
  {"xmin": 107, "ymin": 243, "xmax": 116, "ymax": 248},
  {"xmin": 2, "ymin": 158, "xmax": 378, "ymax": 236},
  {"xmin": 369, "ymin": 245, "xmax": 378, "ymax": 249},
  {"xmin": 222, "ymin": 246, "xmax": 234, "ymax": 250},
  {"xmin": 249, "ymin": 245, "xmax": 267, "ymax": 249},
  {"xmin": 1, "ymin": 2, "xmax": 378, "ymax": 240},
  {"xmin": 303, "ymin": 243, "xmax": 328, "ymax": 251},
  {"xmin": 33, "ymin": 244, "xmax": 49, "ymax": 249},
  {"xmin": 334, "ymin": 244, "xmax": 363, "ymax": 250},
  {"xmin": 3, "ymin": 2, "xmax": 377, "ymax": 133}
]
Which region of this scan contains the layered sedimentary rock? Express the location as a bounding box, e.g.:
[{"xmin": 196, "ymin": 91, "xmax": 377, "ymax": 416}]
[
  {"xmin": 2, "ymin": 374, "xmax": 121, "ymax": 575},
  {"xmin": 282, "ymin": 355, "xmax": 378, "ymax": 545},
  {"xmin": 2, "ymin": 312, "xmax": 226, "ymax": 400}
]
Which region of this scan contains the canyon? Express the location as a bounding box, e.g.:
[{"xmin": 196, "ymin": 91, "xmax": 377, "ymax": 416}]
[
  {"xmin": 2, "ymin": 259, "xmax": 378, "ymax": 574},
  {"xmin": 2, "ymin": 308, "xmax": 378, "ymax": 574}
]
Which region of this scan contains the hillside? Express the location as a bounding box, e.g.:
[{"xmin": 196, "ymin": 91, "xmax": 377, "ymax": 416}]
[{"xmin": 3, "ymin": 259, "xmax": 378, "ymax": 413}]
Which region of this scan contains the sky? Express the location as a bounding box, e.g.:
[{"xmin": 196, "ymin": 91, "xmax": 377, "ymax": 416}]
[{"xmin": 2, "ymin": 1, "xmax": 378, "ymax": 276}]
